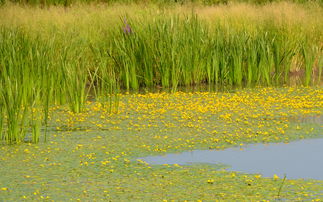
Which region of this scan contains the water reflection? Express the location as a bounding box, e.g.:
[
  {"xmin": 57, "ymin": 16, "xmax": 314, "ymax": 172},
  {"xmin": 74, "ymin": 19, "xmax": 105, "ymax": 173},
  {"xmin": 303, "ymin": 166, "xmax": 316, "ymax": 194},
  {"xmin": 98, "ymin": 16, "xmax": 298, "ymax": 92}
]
[{"xmin": 139, "ymin": 138, "xmax": 323, "ymax": 180}]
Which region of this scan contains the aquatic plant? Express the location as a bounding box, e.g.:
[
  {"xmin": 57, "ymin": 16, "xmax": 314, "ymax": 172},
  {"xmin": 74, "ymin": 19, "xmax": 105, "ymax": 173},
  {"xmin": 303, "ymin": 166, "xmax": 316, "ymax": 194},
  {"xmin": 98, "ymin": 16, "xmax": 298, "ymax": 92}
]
[
  {"xmin": 110, "ymin": 14, "xmax": 322, "ymax": 89},
  {"xmin": 0, "ymin": 28, "xmax": 119, "ymax": 143},
  {"xmin": 0, "ymin": 2, "xmax": 322, "ymax": 144},
  {"xmin": 0, "ymin": 87, "xmax": 322, "ymax": 200}
]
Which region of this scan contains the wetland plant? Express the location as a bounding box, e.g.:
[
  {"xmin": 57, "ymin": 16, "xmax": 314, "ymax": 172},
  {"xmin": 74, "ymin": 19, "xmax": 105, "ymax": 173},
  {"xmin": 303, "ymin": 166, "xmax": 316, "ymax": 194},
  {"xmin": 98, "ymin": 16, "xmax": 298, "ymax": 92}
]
[
  {"xmin": 0, "ymin": 3, "xmax": 322, "ymax": 144},
  {"xmin": 110, "ymin": 15, "xmax": 322, "ymax": 89}
]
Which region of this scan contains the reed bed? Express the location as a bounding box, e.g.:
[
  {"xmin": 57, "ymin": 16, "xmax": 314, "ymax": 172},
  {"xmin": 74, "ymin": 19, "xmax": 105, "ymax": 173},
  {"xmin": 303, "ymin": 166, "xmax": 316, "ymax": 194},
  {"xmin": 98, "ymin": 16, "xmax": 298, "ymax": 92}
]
[{"xmin": 0, "ymin": 2, "xmax": 322, "ymax": 143}]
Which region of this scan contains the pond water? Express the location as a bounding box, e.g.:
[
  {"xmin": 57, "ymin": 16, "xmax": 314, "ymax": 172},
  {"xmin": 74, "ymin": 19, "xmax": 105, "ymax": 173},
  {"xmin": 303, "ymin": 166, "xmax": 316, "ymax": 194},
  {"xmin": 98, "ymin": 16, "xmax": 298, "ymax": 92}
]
[
  {"xmin": 139, "ymin": 138, "xmax": 323, "ymax": 180},
  {"xmin": 138, "ymin": 115, "xmax": 323, "ymax": 180}
]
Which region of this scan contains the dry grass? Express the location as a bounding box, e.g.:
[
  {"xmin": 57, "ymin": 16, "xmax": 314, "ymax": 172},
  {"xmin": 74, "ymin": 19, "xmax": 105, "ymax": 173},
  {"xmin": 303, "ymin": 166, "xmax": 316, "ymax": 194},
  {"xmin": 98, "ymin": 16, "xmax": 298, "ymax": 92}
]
[{"xmin": 1, "ymin": 2, "xmax": 322, "ymax": 36}]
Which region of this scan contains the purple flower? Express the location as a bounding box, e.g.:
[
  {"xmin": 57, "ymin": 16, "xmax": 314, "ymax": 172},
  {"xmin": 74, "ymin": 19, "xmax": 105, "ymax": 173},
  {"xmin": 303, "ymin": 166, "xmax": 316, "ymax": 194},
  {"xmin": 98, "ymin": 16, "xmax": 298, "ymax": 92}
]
[{"xmin": 123, "ymin": 17, "xmax": 132, "ymax": 34}]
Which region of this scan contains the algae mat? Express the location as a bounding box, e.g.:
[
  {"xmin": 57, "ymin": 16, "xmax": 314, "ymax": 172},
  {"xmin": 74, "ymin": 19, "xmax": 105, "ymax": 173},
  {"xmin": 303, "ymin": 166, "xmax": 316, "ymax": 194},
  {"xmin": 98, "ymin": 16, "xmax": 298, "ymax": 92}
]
[{"xmin": 0, "ymin": 87, "xmax": 322, "ymax": 201}]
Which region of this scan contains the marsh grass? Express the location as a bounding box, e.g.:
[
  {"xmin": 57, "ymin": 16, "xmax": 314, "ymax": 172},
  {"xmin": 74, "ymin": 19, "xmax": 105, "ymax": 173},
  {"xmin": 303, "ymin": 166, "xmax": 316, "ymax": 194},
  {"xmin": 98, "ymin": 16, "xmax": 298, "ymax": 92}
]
[
  {"xmin": 0, "ymin": 28, "xmax": 118, "ymax": 143},
  {"xmin": 0, "ymin": 2, "xmax": 322, "ymax": 143},
  {"xmin": 110, "ymin": 14, "xmax": 321, "ymax": 89}
]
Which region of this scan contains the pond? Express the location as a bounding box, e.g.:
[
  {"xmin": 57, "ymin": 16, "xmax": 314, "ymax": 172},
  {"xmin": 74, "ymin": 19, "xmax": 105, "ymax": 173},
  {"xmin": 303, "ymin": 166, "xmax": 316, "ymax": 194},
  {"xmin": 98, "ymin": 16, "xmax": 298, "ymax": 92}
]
[{"xmin": 139, "ymin": 138, "xmax": 323, "ymax": 180}]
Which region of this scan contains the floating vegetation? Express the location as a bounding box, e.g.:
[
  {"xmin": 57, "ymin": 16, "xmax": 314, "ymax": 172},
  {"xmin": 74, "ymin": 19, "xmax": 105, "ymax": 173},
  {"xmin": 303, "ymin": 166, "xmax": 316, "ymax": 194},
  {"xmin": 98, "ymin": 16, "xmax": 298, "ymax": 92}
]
[{"xmin": 0, "ymin": 87, "xmax": 322, "ymax": 200}]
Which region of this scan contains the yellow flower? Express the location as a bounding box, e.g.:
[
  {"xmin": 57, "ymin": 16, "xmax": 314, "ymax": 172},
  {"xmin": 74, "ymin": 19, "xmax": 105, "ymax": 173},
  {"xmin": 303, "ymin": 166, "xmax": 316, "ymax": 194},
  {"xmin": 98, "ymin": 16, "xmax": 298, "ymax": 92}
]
[
  {"xmin": 273, "ymin": 174, "xmax": 279, "ymax": 180},
  {"xmin": 207, "ymin": 179, "xmax": 214, "ymax": 184},
  {"xmin": 255, "ymin": 174, "xmax": 262, "ymax": 179}
]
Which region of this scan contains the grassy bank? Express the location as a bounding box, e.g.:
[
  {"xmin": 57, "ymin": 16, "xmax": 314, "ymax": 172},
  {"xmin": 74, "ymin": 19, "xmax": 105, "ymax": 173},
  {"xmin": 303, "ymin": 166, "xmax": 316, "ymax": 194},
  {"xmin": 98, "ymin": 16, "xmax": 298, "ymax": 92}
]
[{"xmin": 0, "ymin": 2, "xmax": 322, "ymax": 143}]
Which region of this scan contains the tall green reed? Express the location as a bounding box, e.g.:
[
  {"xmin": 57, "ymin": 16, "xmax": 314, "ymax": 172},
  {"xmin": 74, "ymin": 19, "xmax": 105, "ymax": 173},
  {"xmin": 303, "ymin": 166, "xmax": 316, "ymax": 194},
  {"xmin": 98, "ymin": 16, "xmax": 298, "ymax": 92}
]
[
  {"xmin": 0, "ymin": 28, "xmax": 120, "ymax": 144},
  {"xmin": 0, "ymin": 29, "xmax": 41, "ymax": 143},
  {"xmin": 0, "ymin": 12, "xmax": 321, "ymax": 144},
  {"xmin": 110, "ymin": 15, "xmax": 321, "ymax": 89},
  {"xmin": 90, "ymin": 42, "xmax": 120, "ymax": 113}
]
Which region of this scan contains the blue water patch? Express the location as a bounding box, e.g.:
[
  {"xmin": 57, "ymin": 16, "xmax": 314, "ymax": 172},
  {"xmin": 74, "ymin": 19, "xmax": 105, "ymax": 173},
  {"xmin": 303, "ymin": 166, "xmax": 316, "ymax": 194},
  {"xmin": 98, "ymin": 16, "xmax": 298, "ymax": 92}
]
[{"xmin": 139, "ymin": 138, "xmax": 323, "ymax": 180}]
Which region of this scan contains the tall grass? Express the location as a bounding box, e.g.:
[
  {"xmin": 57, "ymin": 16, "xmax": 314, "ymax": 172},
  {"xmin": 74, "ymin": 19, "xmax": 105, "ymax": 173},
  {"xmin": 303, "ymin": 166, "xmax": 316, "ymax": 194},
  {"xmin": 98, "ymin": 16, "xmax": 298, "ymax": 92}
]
[
  {"xmin": 0, "ymin": 2, "xmax": 322, "ymax": 144},
  {"xmin": 109, "ymin": 15, "xmax": 321, "ymax": 90},
  {"xmin": 0, "ymin": 28, "xmax": 118, "ymax": 144},
  {"xmin": 0, "ymin": 29, "xmax": 46, "ymax": 143}
]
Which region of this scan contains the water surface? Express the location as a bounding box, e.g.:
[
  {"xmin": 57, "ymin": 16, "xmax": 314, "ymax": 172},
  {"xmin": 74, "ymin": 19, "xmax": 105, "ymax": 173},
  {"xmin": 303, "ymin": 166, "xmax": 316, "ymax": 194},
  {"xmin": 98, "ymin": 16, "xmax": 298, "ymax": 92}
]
[{"xmin": 139, "ymin": 138, "xmax": 323, "ymax": 180}]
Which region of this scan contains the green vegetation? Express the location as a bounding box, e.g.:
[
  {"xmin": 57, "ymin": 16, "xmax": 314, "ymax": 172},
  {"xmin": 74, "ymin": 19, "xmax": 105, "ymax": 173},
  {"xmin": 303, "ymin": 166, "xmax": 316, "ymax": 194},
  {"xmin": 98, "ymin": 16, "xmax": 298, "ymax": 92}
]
[
  {"xmin": 0, "ymin": 87, "xmax": 322, "ymax": 200},
  {"xmin": 0, "ymin": 1, "xmax": 322, "ymax": 200},
  {"xmin": 111, "ymin": 15, "xmax": 322, "ymax": 89},
  {"xmin": 0, "ymin": 2, "xmax": 322, "ymax": 143},
  {"xmin": 0, "ymin": 28, "xmax": 118, "ymax": 143}
]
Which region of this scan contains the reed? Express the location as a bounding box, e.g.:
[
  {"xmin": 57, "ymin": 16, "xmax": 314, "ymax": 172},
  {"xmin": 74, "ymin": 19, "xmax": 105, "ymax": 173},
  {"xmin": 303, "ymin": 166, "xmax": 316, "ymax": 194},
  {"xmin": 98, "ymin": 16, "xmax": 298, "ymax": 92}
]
[
  {"xmin": 109, "ymin": 14, "xmax": 321, "ymax": 88},
  {"xmin": 0, "ymin": 2, "xmax": 322, "ymax": 144},
  {"xmin": 0, "ymin": 29, "xmax": 40, "ymax": 143}
]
